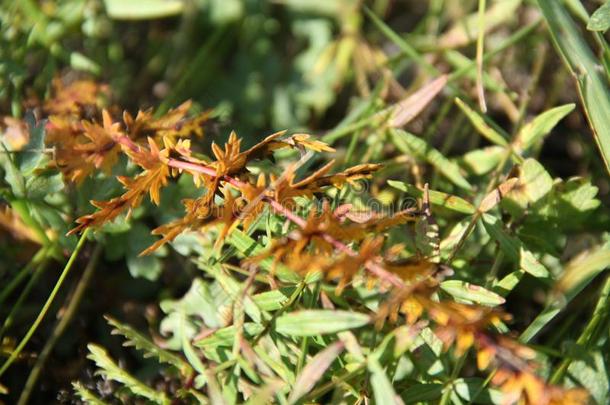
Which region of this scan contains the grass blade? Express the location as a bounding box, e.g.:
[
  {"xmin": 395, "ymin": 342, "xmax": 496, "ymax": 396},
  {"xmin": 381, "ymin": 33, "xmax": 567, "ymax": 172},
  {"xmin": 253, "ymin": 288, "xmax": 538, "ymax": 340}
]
[
  {"xmin": 390, "ymin": 129, "xmax": 473, "ymax": 191},
  {"xmin": 538, "ymin": 0, "xmax": 610, "ymax": 174}
]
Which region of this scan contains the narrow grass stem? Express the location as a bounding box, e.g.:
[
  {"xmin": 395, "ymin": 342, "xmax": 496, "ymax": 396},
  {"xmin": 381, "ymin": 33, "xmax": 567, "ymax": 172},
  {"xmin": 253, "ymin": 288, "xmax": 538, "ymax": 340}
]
[
  {"xmin": 17, "ymin": 244, "xmax": 102, "ymax": 405},
  {"xmin": 549, "ymin": 276, "xmax": 610, "ymax": 384},
  {"xmin": 0, "ymin": 228, "xmax": 91, "ymax": 377},
  {"xmin": 475, "ymin": 0, "xmax": 488, "ymax": 112},
  {"xmin": 0, "ymin": 248, "xmax": 48, "ymax": 307},
  {"xmin": 0, "ymin": 259, "xmax": 51, "ymax": 340}
]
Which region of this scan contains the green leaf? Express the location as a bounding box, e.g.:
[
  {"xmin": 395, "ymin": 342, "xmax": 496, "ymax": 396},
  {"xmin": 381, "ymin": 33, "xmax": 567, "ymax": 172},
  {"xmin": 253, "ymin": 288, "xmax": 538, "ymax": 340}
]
[
  {"xmin": 180, "ymin": 313, "xmax": 206, "ymax": 375},
  {"xmin": 275, "ymin": 310, "xmax": 370, "ymax": 336},
  {"xmin": 252, "ymin": 288, "xmax": 295, "ymax": 312},
  {"xmin": 72, "ymin": 382, "xmax": 109, "ymax": 405},
  {"xmin": 482, "ymin": 214, "xmax": 549, "ymax": 278},
  {"xmin": 195, "ymin": 323, "xmax": 265, "ymax": 348},
  {"xmin": 520, "ymin": 242, "xmax": 610, "ymax": 343},
  {"xmin": 567, "ymin": 350, "xmax": 609, "ymax": 404},
  {"xmin": 288, "ymin": 341, "xmax": 344, "ymax": 404},
  {"xmin": 18, "ymin": 116, "xmax": 45, "ymax": 175},
  {"xmin": 401, "ymin": 383, "xmax": 443, "ymax": 403},
  {"xmin": 277, "ymin": 0, "xmax": 342, "ymax": 16},
  {"xmin": 105, "ymin": 316, "xmax": 192, "ymax": 376},
  {"xmin": 493, "ymin": 270, "xmax": 526, "ymax": 296},
  {"xmin": 227, "ymin": 230, "xmax": 303, "ymax": 283},
  {"xmin": 457, "ymin": 146, "xmax": 504, "ymax": 176},
  {"xmin": 86, "ymin": 344, "xmax": 169, "ymax": 404},
  {"xmin": 515, "ymin": 104, "xmax": 575, "ymax": 151},
  {"xmin": 556, "ymin": 241, "xmax": 610, "ymax": 301},
  {"xmin": 25, "ymin": 172, "xmax": 63, "ymax": 200},
  {"xmin": 368, "ymin": 357, "xmax": 401, "ymax": 405},
  {"xmin": 70, "ymin": 52, "xmax": 101, "ymax": 75},
  {"xmin": 103, "ymin": 0, "xmax": 183, "ymax": 20},
  {"xmin": 440, "ymin": 280, "xmax": 505, "ymax": 306},
  {"xmin": 202, "ymin": 264, "xmax": 263, "ymax": 323},
  {"xmin": 588, "ymin": 1, "xmax": 610, "ymax": 31},
  {"xmin": 502, "ymin": 158, "xmax": 553, "ymax": 216},
  {"xmin": 126, "ymin": 223, "xmax": 163, "ymax": 281},
  {"xmin": 390, "ymin": 129, "xmax": 472, "ymax": 190},
  {"xmin": 1, "ymin": 143, "xmax": 26, "ymax": 198},
  {"xmin": 538, "ymin": 0, "xmax": 610, "ymax": 174},
  {"xmin": 453, "ymin": 378, "xmax": 503, "ymax": 404},
  {"xmin": 208, "ymin": 0, "xmax": 243, "ymax": 24},
  {"xmin": 454, "ymin": 98, "xmax": 508, "ymax": 147},
  {"xmin": 388, "ymin": 180, "xmax": 476, "ymax": 215},
  {"xmin": 160, "ymin": 279, "xmax": 231, "ymax": 350}
]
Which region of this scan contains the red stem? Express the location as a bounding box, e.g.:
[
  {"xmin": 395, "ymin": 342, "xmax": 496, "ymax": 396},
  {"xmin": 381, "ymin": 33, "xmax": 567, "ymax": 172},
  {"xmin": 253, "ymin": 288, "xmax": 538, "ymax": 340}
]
[
  {"xmin": 113, "ymin": 138, "xmax": 404, "ymax": 289},
  {"xmin": 167, "ymin": 158, "xmax": 246, "ymax": 189},
  {"xmin": 265, "ymin": 198, "xmax": 404, "ymax": 288}
]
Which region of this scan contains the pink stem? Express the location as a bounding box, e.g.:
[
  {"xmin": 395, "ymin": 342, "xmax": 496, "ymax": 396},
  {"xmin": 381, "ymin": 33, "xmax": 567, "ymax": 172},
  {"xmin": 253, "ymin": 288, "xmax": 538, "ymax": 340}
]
[
  {"xmin": 167, "ymin": 158, "xmax": 246, "ymax": 189},
  {"xmin": 143, "ymin": 152, "xmax": 403, "ymax": 288},
  {"xmin": 115, "ymin": 134, "xmax": 140, "ymax": 153},
  {"xmin": 265, "ymin": 197, "xmax": 404, "ymax": 288}
]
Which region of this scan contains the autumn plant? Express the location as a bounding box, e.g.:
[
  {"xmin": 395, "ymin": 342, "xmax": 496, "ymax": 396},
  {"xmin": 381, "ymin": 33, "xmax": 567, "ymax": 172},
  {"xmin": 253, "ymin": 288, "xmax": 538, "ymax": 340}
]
[{"xmin": 2, "ymin": 0, "xmax": 610, "ymax": 404}]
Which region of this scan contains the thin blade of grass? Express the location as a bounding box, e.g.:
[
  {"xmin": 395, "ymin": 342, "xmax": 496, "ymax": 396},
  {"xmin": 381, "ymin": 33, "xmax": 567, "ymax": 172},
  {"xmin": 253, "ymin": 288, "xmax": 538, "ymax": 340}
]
[
  {"xmin": 538, "ymin": 0, "xmax": 610, "ymax": 174},
  {"xmin": 390, "ymin": 129, "xmax": 473, "ymax": 191}
]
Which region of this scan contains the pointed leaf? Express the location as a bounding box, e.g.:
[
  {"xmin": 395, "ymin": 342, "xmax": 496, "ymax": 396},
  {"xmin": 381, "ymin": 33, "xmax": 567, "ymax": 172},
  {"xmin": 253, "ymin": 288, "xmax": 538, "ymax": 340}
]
[
  {"xmin": 104, "ymin": 0, "xmax": 183, "ymax": 20},
  {"xmin": 288, "ymin": 341, "xmax": 344, "ymax": 404},
  {"xmin": 368, "ymin": 357, "xmax": 403, "ymax": 405},
  {"xmin": 588, "ymin": 1, "xmax": 610, "ymax": 31},
  {"xmin": 455, "ymin": 98, "xmax": 508, "ymax": 146},
  {"xmin": 440, "ymin": 280, "xmax": 505, "ymax": 306},
  {"xmin": 482, "ymin": 214, "xmax": 549, "ymax": 278},
  {"xmin": 388, "ymin": 180, "xmax": 476, "ymax": 214},
  {"xmin": 538, "ymin": 0, "xmax": 610, "ymax": 174},
  {"xmin": 515, "ymin": 104, "xmax": 575, "ymax": 151},
  {"xmin": 275, "ymin": 310, "xmax": 370, "ymax": 336},
  {"xmin": 390, "ymin": 129, "xmax": 472, "ymax": 190}
]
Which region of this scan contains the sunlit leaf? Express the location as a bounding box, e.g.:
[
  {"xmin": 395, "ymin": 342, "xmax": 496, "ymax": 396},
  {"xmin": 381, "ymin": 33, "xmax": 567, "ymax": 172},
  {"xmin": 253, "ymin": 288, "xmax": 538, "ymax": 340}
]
[
  {"xmin": 104, "ymin": 0, "xmax": 184, "ymax": 20},
  {"xmin": 275, "ymin": 310, "xmax": 370, "ymax": 336},
  {"xmin": 538, "ymin": 0, "xmax": 610, "ymax": 174},
  {"xmin": 390, "ymin": 129, "xmax": 472, "ymax": 190},
  {"xmin": 588, "ymin": 1, "xmax": 610, "ymax": 31},
  {"xmin": 388, "ymin": 180, "xmax": 476, "ymax": 214},
  {"xmin": 440, "ymin": 280, "xmax": 505, "ymax": 307}
]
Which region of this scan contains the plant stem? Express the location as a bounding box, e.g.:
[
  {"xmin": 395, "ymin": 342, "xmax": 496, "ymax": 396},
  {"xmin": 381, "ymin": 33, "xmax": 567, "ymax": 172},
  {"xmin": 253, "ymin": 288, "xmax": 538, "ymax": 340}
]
[
  {"xmin": 252, "ymin": 281, "xmax": 307, "ymax": 344},
  {"xmin": 475, "ymin": 0, "xmax": 488, "ymax": 112},
  {"xmin": 17, "ymin": 243, "xmax": 102, "ymax": 405},
  {"xmin": 549, "ymin": 276, "xmax": 610, "ymax": 384},
  {"xmin": 0, "ymin": 228, "xmax": 91, "ymax": 377},
  {"xmin": 0, "ymin": 247, "xmax": 48, "ymax": 307},
  {"xmin": 0, "ymin": 259, "xmax": 50, "ymax": 340}
]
